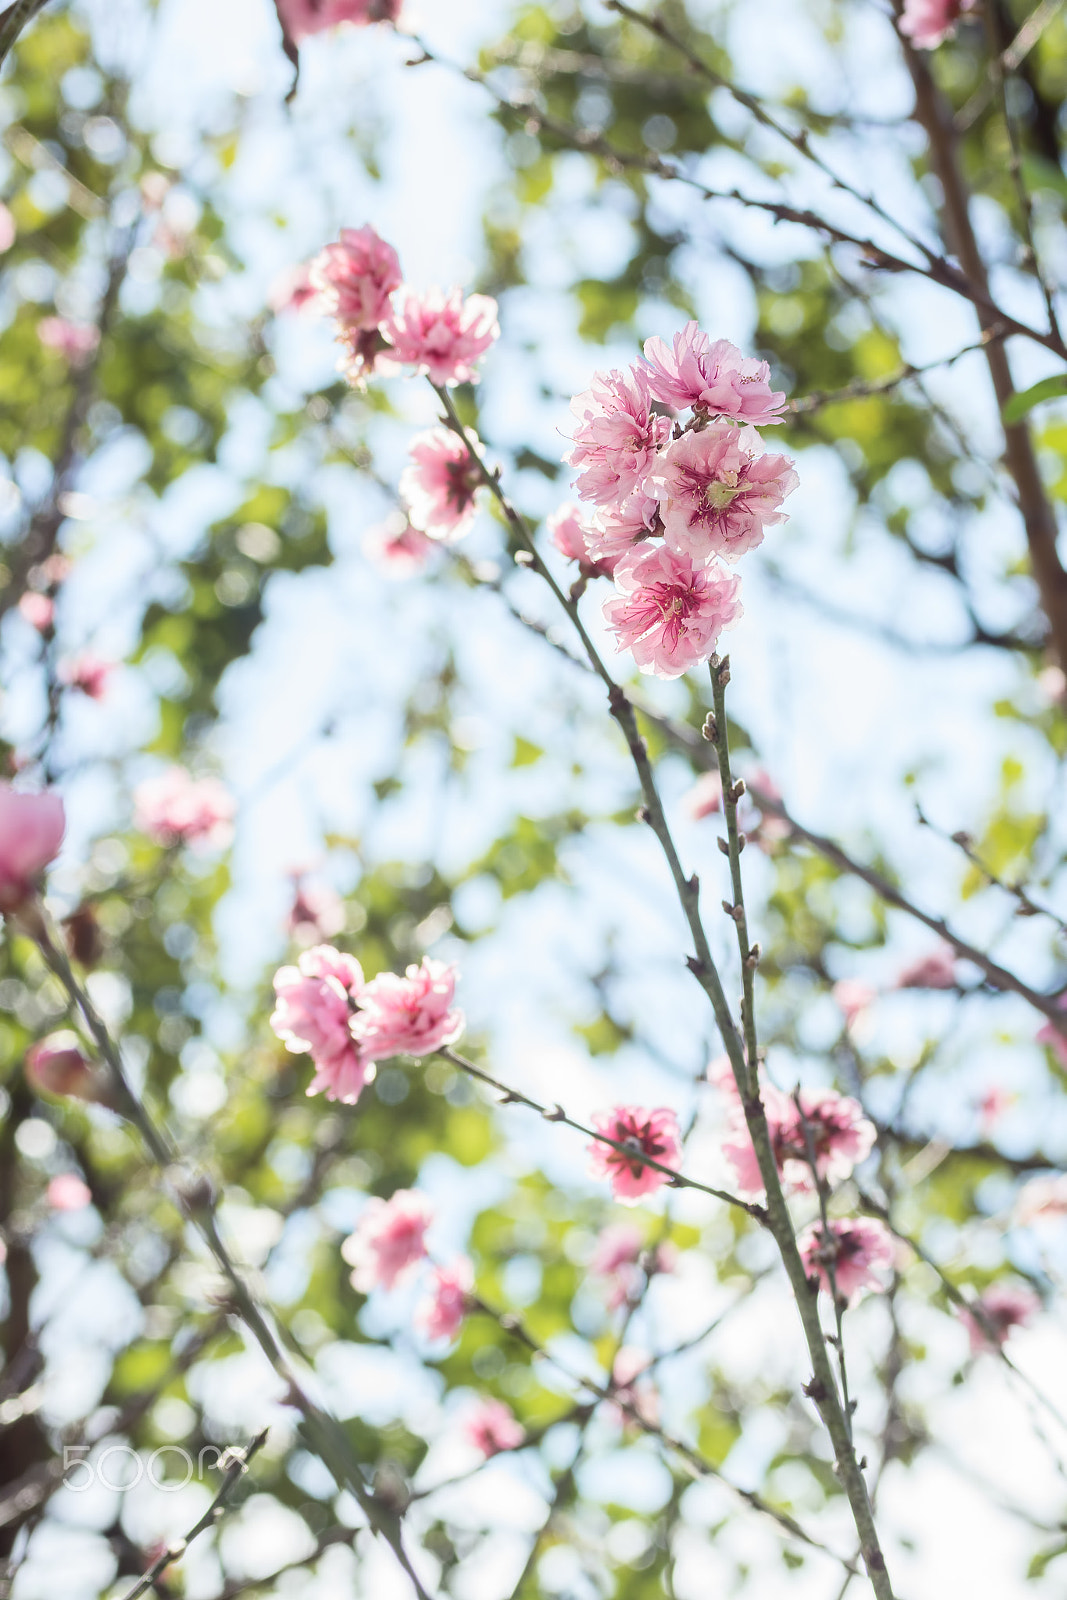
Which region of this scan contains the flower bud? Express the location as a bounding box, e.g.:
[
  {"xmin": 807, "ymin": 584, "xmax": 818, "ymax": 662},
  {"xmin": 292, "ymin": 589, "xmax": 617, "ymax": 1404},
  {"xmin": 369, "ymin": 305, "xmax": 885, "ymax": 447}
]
[{"xmin": 25, "ymin": 1032, "xmax": 105, "ymax": 1103}]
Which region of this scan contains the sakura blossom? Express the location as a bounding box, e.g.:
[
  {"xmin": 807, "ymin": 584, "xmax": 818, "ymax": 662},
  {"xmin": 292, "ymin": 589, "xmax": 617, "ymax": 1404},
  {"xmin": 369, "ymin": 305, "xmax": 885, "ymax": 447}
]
[
  {"xmin": 337, "ymin": 323, "xmax": 394, "ymax": 387},
  {"xmin": 895, "ymin": 945, "xmax": 957, "ymax": 990},
  {"xmin": 603, "ymin": 544, "xmax": 742, "ymax": 679},
  {"xmin": 416, "ymin": 1258, "xmax": 473, "ymax": 1342},
  {"xmin": 798, "ymin": 1217, "xmax": 895, "ymax": 1302},
  {"xmin": 342, "ymin": 1189, "xmax": 433, "ymax": 1293},
  {"xmin": 959, "ymin": 1282, "xmax": 1040, "ymax": 1354},
  {"xmin": 25, "ymin": 1032, "xmax": 103, "ymax": 1102},
  {"xmin": 385, "ymin": 287, "xmax": 499, "ymax": 385},
  {"xmin": 357, "ymin": 957, "xmax": 464, "ymax": 1058},
  {"xmin": 400, "ymin": 428, "xmax": 484, "ymax": 542},
  {"xmin": 652, "ymin": 423, "xmax": 797, "ymax": 565},
  {"xmin": 587, "ymin": 1105, "xmax": 682, "ymax": 1203},
  {"xmin": 566, "ymin": 366, "xmax": 671, "ymax": 506},
  {"xmin": 682, "ymin": 771, "xmax": 723, "ymax": 820},
  {"xmin": 134, "ymin": 767, "xmax": 235, "ymax": 847},
  {"xmin": 363, "ymin": 512, "xmax": 436, "ymax": 575},
  {"xmin": 270, "ymin": 944, "xmax": 372, "ymax": 1105},
  {"xmin": 47, "ymin": 1173, "xmax": 92, "ymax": 1211},
  {"xmin": 590, "ymin": 1223, "xmax": 674, "ymax": 1310},
  {"xmin": 608, "ymin": 1346, "xmax": 660, "ymax": 1428},
  {"xmin": 640, "ymin": 325, "xmax": 787, "ymax": 425},
  {"xmin": 277, "ymin": 0, "xmax": 400, "ymax": 40},
  {"xmin": 833, "ymin": 979, "xmax": 877, "ymax": 1029},
  {"xmin": 582, "ymin": 493, "xmax": 658, "ymax": 573},
  {"xmin": 18, "ymin": 592, "xmax": 54, "ymax": 632},
  {"xmin": 710, "ymin": 1058, "xmax": 875, "ymax": 1195},
  {"xmin": 38, "ymin": 317, "xmax": 100, "ymax": 364},
  {"xmin": 286, "ymin": 875, "xmax": 346, "ymax": 945},
  {"xmin": 464, "ymin": 1397, "xmax": 524, "ymax": 1456},
  {"xmin": 268, "ymin": 262, "xmax": 321, "ymax": 315},
  {"xmin": 899, "ymin": 0, "xmax": 974, "ymax": 49},
  {"xmin": 308, "ymin": 225, "xmax": 402, "ymax": 331},
  {"xmin": 546, "ymin": 502, "xmax": 595, "ymax": 564},
  {"xmin": 59, "ymin": 653, "xmax": 113, "ymax": 700},
  {"xmin": 0, "ymin": 784, "xmax": 65, "ymax": 911}
]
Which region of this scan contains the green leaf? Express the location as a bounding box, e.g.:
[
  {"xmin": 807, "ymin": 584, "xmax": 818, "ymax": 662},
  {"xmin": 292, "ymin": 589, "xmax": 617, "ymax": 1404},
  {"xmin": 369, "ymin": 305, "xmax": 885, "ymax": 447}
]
[{"xmin": 1003, "ymin": 375, "xmax": 1067, "ymax": 424}]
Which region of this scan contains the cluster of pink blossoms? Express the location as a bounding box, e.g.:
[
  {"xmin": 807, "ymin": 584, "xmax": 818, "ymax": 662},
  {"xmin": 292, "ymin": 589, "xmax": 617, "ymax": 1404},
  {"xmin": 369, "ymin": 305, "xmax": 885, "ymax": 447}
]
[
  {"xmin": 550, "ymin": 323, "xmax": 796, "ymax": 678},
  {"xmin": 709, "ymin": 1057, "xmax": 876, "ymax": 1198},
  {"xmin": 270, "ymin": 945, "xmax": 463, "ymax": 1104},
  {"xmin": 277, "ymin": 224, "xmax": 500, "ymax": 552},
  {"xmin": 340, "ymin": 1188, "xmax": 473, "ymax": 1345}
]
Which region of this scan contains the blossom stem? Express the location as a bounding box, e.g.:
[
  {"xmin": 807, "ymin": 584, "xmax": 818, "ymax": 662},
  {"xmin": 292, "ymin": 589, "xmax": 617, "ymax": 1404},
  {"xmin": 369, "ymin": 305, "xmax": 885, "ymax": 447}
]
[
  {"xmin": 708, "ymin": 655, "xmax": 759, "ymax": 1092},
  {"xmin": 794, "ymin": 1090, "xmax": 854, "ymax": 1440}
]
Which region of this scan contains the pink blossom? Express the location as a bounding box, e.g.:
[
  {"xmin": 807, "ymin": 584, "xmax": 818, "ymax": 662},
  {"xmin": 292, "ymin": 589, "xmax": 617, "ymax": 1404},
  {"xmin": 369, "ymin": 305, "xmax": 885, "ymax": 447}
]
[
  {"xmin": 363, "ymin": 512, "xmax": 436, "ymax": 575},
  {"xmin": 38, "ymin": 317, "xmax": 100, "ymax": 364},
  {"xmin": 582, "ymin": 494, "xmax": 658, "ymax": 574},
  {"xmin": 342, "ymin": 1189, "xmax": 433, "ymax": 1292},
  {"xmin": 960, "ymin": 1282, "xmax": 1040, "ymax": 1354},
  {"xmin": 587, "ymin": 1105, "xmax": 682, "ymax": 1203},
  {"xmin": 743, "ymin": 766, "xmax": 791, "ymax": 849},
  {"xmin": 683, "ymin": 771, "xmax": 723, "ymax": 820},
  {"xmin": 308, "ymin": 226, "xmax": 402, "ymax": 332},
  {"xmin": 590, "ymin": 1223, "xmax": 674, "ymax": 1310},
  {"xmin": 0, "ymin": 201, "xmax": 15, "ymax": 254},
  {"xmin": 59, "ymin": 653, "xmax": 113, "ymax": 700},
  {"xmin": 18, "ymin": 592, "xmax": 54, "ymax": 632},
  {"xmin": 1036, "ymin": 998, "xmax": 1067, "ymax": 1068},
  {"xmin": 798, "ymin": 1217, "xmax": 895, "ymax": 1302},
  {"xmin": 416, "ymin": 1257, "xmax": 473, "ymax": 1342},
  {"xmin": 895, "ymin": 945, "xmax": 957, "ymax": 990},
  {"xmin": 277, "ymin": 0, "xmax": 401, "ymax": 42},
  {"xmin": 134, "ymin": 768, "xmax": 235, "ymax": 847},
  {"xmin": 566, "ymin": 366, "xmax": 671, "ymax": 506},
  {"xmin": 832, "ymin": 980, "xmax": 876, "ymax": 1029},
  {"xmin": 47, "ymin": 1173, "xmax": 92, "ymax": 1211},
  {"xmin": 652, "ymin": 424, "xmax": 797, "ymax": 565},
  {"xmin": 0, "ymin": 784, "xmax": 65, "ymax": 911},
  {"xmin": 547, "ymin": 503, "xmax": 594, "ymax": 563},
  {"xmin": 608, "ymin": 1346, "xmax": 659, "ymax": 1428},
  {"xmin": 1015, "ymin": 1174, "xmax": 1067, "ymax": 1226},
  {"xmin": 25, "ymin": 1032, "xmax": 103, "ymax": 1102},
  {"xmin": 385, "ymin": 287, "xmax": 499, "ymax": 386},
  {"xmin": 603, "ymin": 544, "xmax": 742, "ymax": 679},
  {"xmin": 640, "ymin": 326, "xmax": 787, "ymax": 424},
  {"xmin": 268, "ymin": 262, "xmax": 321, "ymax": 315},
  {"xmin": 357, "ymin": 957, "xmax": 464, "ymax": 1058},
  {"xmin": 899, "ymin": 0, "xmax": 974, "ymax": 49},
  {"xmin": 464, "ymin": 1397, "xmax": 524, "ymax": 1456},
  {"xmin": 271, "ymin": 944, "xmax": 372, "ymax": 1104},
  {"xmin": 286, "ymin": 875, "xmax": 345, "ymax": 944},
  {"xmin": 709, "ymin": 1058, "xmax": 875, "ymax": 1195},
  {"xmin": 978, "ymin": 1086, "xmax": 1013, "ymax": 1132},
  {"xmin": 400, "ymin": 428, "xmax": 483, "ymax": 542},
  {"xmin": 337, "ymin": 323, "xmax": 395, "ymax": 387}
]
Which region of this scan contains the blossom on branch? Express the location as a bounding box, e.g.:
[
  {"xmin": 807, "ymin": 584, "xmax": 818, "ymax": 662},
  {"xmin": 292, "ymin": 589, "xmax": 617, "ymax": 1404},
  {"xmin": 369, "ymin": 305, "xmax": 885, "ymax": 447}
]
[
  {"xmin": 590, "ymin": 1222, "xmax": 675, "ymax": 1309},
  {"xmin": 271, "ymin": 944, "xmax": 372, "ymax": 1104},
  {"xmin": 652, "ymin": 423, "xmax": 797, "ymax": 565},
  {"xmin": 464, "ymin": 1397, "xmax": 524, "ymax": 1456},
  {"xmin": 134, "ymin": 768, "xmax": 235, "ymax": 847},
  {"xmin": 364, "ymin": 512, "xmax": 436, "ymax": 575},
  {"xmin": 25, "ymin": 1032, "xmax": 103, "ymax": 1102},
  {"xmin": 640, "ymin": 325, "xmax": 787, "ymax": 425},
  {"xmin": 682, "ymin": 771, "xmax": 723, "ymax": 820},
  {"xmin": 798, "ymin": 1217, "xmax": 894, "ymax": 1302},
  {"xmin": 603, "ymin": 544, "xmax": 742, "ymax": 679},
  {"xmin": 587, "ymin": 1105, "xmax": 682, "ymax": 1202},
  {"xmin": 357, "ymin": 957, "xmax": 464, "ymax": 1058},
  {"xmin": 710, "ymin": 1057, "xmax": 875, "ymax": 1195},
  {"xmin": 308, "ymin": 225, "xmax": 402, "ymax": 331},
  {"xmin": 959, "ymin": 1281, "xmax": 1040, "ymax": 1354},
  {"xmin": 342, "ymin": 1189, "xmax": 433, "ymax": 1292},
  {"xmin": 276, "ymin": 0, "xmax": 401, "ymax": 41},
  {"xmin": 899, "ymin": 0, "xmax": 975, "ymax": 49},
  {"xmin": 0, "ymin": 783, "xmax": 65, "ymax": 911},
  {"xmin": 566, "ymin": 367, "xmax": 670, "ymax": 506},
  {"xmin": 416, "ymin": 1257, "xmax": 473, "ymax": 1342},
  {"xmin": 385, "ymin": 287, "xmax": 499, "ymax": 385},
  {"xmin": 400, "ymin": 428, "xmax": 484, "ymax": 542}
]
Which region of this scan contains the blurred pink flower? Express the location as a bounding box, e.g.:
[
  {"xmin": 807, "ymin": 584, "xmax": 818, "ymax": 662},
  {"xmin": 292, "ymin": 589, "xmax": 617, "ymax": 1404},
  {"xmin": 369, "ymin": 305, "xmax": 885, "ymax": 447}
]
[
  {"xmin": 364, "ymin": 512, "xmax": 436, "ymax": 575},
  {"xmin": 1015, "ymin": 1173, "xmax": 1067, "ymax": 1225},
  {"xmin": 286, "ymin": 875, "xmax": 346, "ymax": 944},
  {"xmin": 134, "ymin": 768, "xmax": 235, "ymax": 847},
  {"xmin": 832, "ymin": 979, "xmax": 876, "ymax": 1028},
  {"xmin": 798, "ymin": 1217, "xmax": 894, "ymax": 1302},
  {"xmin": 640, "ymin": 325, "xmax": 787, "ymax": 424},
  {"xmin": 652, "ymin": 423, "xmax": 797, "ymax": 565},
  {"xmin": 1036, "ymin": 998, "xmax": 1067, "ymax": 1068},
  {"xmin": 25, "ymin": 1032, "xmax": 102, "ymax": 1102},
  {"xmin": 978, "ymin": 1086, "xmax": 1013, "ymax": 1133},
  {"xmin": 608, "ymin": 1346, "xmax": 659, "ymax": 1428},
  {"xmin": 566, "ymin": 366, "xmax": 670, "ymax": 506},
  {"xmin": 271, "ymin": 944, "xmax": 371, "ymax": 1105},
  {"xmin": 18, "ymin": 592, "xmax": 54, "ymax": 632},
  {"xmin": 278, "ymin": 0, "xmax": 401, "ymax": 40},
  {"xmin": 342, "ymin": 1189, "xmax": 433, "ymax": 1292},
  {"xmin": 590, "ymin": 1223, "xmax": 674, "ymax": 1310},
  {"xmin": 385, "ymin": 287, "xmax": 499, "ymax": 385},
  {"xmin": 47, "ymin": 1173, "xmax": 92, "ymax": 1211},
  {"xmin": 587, "ymin": 1105, "xmax": 682, "ymax": 1203},
  {"xmin": 416, "ymin": 1257, "xmax": 473, "ymax": 1342},
  {"xmin": 38, "ymin": 317, "xmax": 100, "ymax": 364},
  {"xmin": 710, "ymin": 1057, "xmax": 874, "ymax": 1195},
  {"xmin": 308, "ymin": 225, "xmax": 402, "ymax": 331},
  {"xmin": 59, "ymin": 653, "xmax": 113, "ymax": 700},
  {"xmin": 900, "ymin": 0, "xmax": 974, "ymax": 49},
  {"xmin": 0, "ymin": 784, "xmax": 65, "ymax": 910},
  {"xmin": 464, "ymin": 1397, "xmax": 524, "ymax": 1456},
  {"xmin": 268, "ymin": 262, "xmax": 322, "ymax": 315},
  {"xmin": 400, "ymin": 428, "xmax": 483, "ymax": 542},
  {"xmin": 682, "ymin": 771, "xmax": 723, "ymax": 820},
  {"xmin": 357, "ymin": 957, "xmax": 464, "ymax": 1058},
  {"xmin": 547, "ymin": 502, "xmax": 593, "ymax": 563},
  {"xmin": 0, "ymin": 201, "xmax": 15, "ymax": 253},
  {"xmin": 603, "ymin": 544, "xmax": 742, "ymax": 679},
  {"xmin": 959, "ymin": 1282, "xmax": 1040, "ymax": 1354},
  {"xmin": 895, "ymin": 945, "xmax": 957, "ymax": 990}
]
